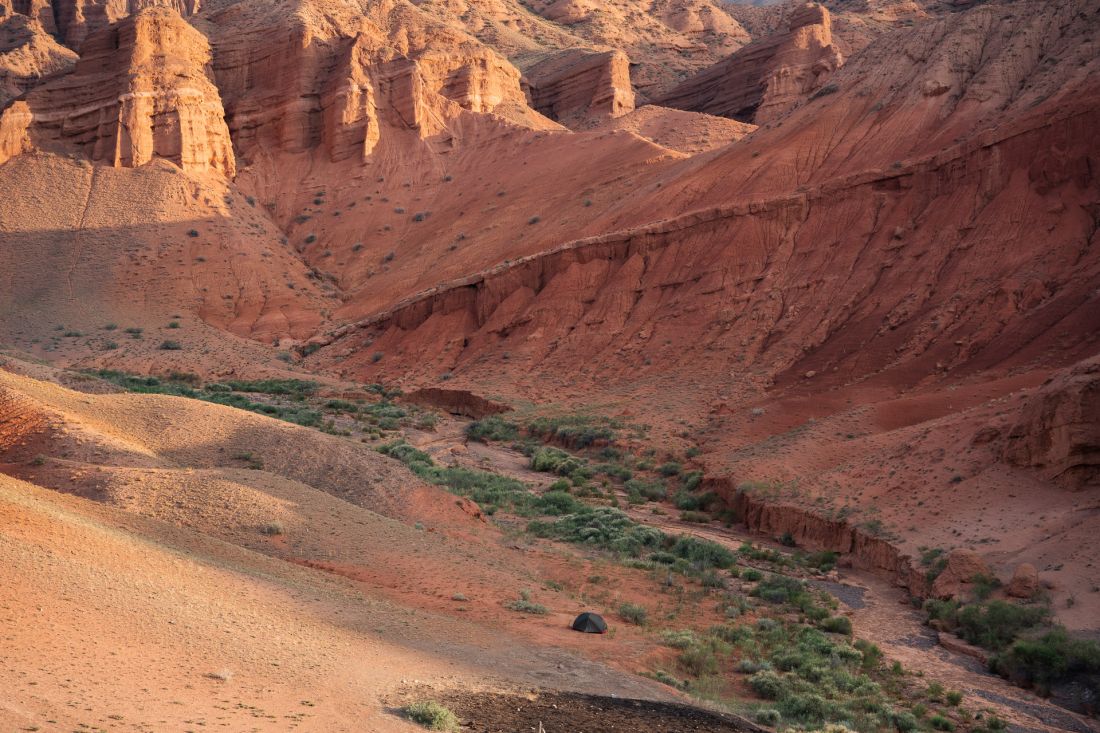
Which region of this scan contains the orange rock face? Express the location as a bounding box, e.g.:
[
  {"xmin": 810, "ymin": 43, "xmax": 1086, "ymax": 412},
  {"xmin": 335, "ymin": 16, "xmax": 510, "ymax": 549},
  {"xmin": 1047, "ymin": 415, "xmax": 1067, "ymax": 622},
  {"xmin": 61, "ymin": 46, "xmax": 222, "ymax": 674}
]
[
  {"xmin": 0, "ymin": 7, "xmax": 234, "ymax": 174},
  {"xmin": 521, "ymin": 49, "xmax": 634, "ymax": 127}
]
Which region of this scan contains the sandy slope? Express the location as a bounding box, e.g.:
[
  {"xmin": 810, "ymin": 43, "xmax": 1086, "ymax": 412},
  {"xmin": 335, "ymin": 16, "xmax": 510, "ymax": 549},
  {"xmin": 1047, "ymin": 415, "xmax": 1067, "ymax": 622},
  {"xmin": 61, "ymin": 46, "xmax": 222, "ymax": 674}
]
[{"xmin": 0, "ymin": 367, "xmax": 694, "ymax": 730}]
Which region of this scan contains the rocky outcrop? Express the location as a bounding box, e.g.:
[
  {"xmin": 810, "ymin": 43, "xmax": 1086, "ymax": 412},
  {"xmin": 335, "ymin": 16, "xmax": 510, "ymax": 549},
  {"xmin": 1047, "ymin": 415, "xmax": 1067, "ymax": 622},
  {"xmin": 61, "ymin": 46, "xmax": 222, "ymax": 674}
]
[
  {"xmin": 402, "ymin": 388, "xmax": 511, "ymax": 419},
  {"xmin": 0, "ymin": 13, "xmax": 77, "ymax": 108},
  {"xmin": 696, "ymin": 477, "xmax": 932, "ymax": 598},
  {"xmin": 0, "ymin": 7, "xmax": 234, "ymax": 175},
  {"xmin": 520, "ymin": 48, "xmax": 634, "ymax": 126},
  {"xmin": 937, "ymin": 632, "xmax": 990, "ymax": 665},
  {"xmin": 1003, "ymin": 357, "xmax": 1100, "ymax": 490},
  {"xmin": 209, "ymin": 4, "xmax": 535, "ymax": 166},
  {"xmin": 47, "ymin": 0, "xmax": 200, "ymax": 51},
  {"xmin": 657, "ymin": 2, "xmax": 842, "ymax": 123},
  {"xmin": 930, "ymin": 549, "xmax": 991, "ymax": 600},
  {"xmin": 1005, "ymin": 563, "xmax": 1040, "ymax": 599}
]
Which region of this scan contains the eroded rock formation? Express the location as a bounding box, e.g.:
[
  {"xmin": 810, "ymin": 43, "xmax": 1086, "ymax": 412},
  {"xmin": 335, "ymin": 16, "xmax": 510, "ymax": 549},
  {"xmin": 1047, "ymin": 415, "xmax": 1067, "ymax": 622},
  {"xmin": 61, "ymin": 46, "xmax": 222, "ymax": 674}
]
[
  {"xmin": 0, "ymin": 6, "xmax": 234, "ymax": 175},
  {"xmin": 207, "ymin": 2, "xmax": 537, "ymax": 166},
  {"xmin": 658, "ymin": 2, "xmax": 842, "ymax": 122},
  {"xmin": 521, "ymin": 48, "xmax": 634, "ymax": 126},
  {"xmin": 0, "ymin": 13, "xmax": 77, "ymax": 108},
  {"xmin": 1004, "ymin": 357, "xmax": 1100, "ymax": 490}
]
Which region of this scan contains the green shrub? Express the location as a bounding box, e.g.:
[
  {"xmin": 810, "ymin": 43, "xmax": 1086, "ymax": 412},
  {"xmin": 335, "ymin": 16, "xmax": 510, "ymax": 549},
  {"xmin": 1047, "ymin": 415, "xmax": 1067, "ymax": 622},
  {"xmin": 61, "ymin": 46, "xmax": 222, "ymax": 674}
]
[
  {"xmin": 658, "ymin": 461, "xmax": 681, "ymax": 476},
  {"xmin": 625, "ymin": 478, "xmax": 665, "ymax": 501},
  {"xmin": 748, "ymin": 670, "xmax": 785, "ymax": 699},
  {"xmin": 854, "ymin": 639, "xmax": 883, "ymax": 670},
  {"xmin": 699, "ymin": 569, "xmax": 726, "ymax": 588},
  {"xmin": 945, "ymin": 690, "xmax": 962, "ymax": 706},
  {"xmin": 223, "ymin": 379, "xmax": 318, "ymax": 396},
  {"xmin": 893, "ymin": 711, "xmax": 919, "ymax": 732},
  {"xmin": 742, "ymin": 568, "xmax": 763, "ymax": 582},
  {"xmin": 378, "ymin": 440, "xmax": 534, "ymax": 514},
  {"xmin": 660, "ymin": 629, "xmax": 699, "ymax": 649},
  {"xmin": 820, "ymin": 616, "xmax": 852, "ymax": 635},
  {"xmin": 803, "ymin": 550, "xmax": 839, "ymax": 572},
  {"xmin": 929, "ymin": 714, "xmax": 955, "ymax": 731},
  {"xmin": 159, "ymin": 340, "xmax": 182, "ymax": 350},
  {"xmin": 992, "ymin": 627, "xmax": 1100, "ymax": 696},
  {"xmin": 597, "ymin": 462, "xmax": 633, "ymax": 481},
  {"xmin": 526, "ymin": 414, "xmax": 619, "ymax": 447},
  {"xmin": 971, "ymin": 573, "xmax": 1001, "ymax": 601},
  {"xmin": 679, "ymin": 644, "xmax": 719, "ymax": 676},
  {"xmin": 680, "ymin": 510, "xmax": 710, "ymax": 523},
  {"xmin": 928, "ymin": 598, "xmax": 1051, "ymax": 654},
  {"xmin": 546, "ymin": 478, "xmax": 571, "ymax": 492},
  {"xmin": 465, "ymin": 415, "xmax": 520, "ymax": 442},
  {"xmin": 618, "ymin": 602, "xmax": 647, "ymax": 625},
  {"xmin": 528, "ymin": 508, "xmax": 733, "ymax": 571},
  {"xmin": 506, "ymin": 590, "xmax": 548, "ymax": 615},
  {"xmin": 751, "ymin": 574, "xmax": 807, "ymax": 607},
  {"xmin": 402, "ymin": 701, "xmax": 457, "ymax": 731},
  {"xmin": 754, "ymin": 708, "xmax": 781, "ymax": 725},
  {"xmin": 673, "ymin": 490, "xmax": 717, "ymax": 511},
  {"xmin": 530, "ymin": 446, "xmax": 587, "ymax": 477},
  {"xmin": 533, "ymin": 490, "xmax": 585, "ymax": 515},
  {"xmin": 957, "ymin": 600, "xmax": 1049, "ymax": 651}
]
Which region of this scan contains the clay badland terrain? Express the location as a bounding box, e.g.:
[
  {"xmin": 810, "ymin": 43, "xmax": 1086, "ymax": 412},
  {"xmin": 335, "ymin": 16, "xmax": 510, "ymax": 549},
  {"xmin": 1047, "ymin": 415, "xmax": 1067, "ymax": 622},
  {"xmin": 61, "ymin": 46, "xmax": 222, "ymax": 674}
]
[{"xmin": 1, "ymin": 0, "xmax": 1099, "ymax": 730}]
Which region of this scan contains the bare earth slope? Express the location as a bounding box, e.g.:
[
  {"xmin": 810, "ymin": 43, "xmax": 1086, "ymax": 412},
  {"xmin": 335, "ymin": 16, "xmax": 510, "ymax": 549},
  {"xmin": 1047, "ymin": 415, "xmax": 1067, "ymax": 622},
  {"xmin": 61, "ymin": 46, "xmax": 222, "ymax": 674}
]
[
  {"xmin": 0, "ymin": 367, "xmax": 693, "ymax": 731},
  {"xmin": 0, "ymin": 0, "xmax": 1098, "ymax": 726}
]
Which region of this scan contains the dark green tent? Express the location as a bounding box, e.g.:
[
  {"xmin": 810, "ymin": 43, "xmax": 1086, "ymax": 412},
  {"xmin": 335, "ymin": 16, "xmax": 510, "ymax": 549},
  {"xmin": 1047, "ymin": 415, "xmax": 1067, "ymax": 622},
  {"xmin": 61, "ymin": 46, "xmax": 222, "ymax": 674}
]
[{"xmin": 571, "ymin": 612, "xmax": 607, "ymax": 633}]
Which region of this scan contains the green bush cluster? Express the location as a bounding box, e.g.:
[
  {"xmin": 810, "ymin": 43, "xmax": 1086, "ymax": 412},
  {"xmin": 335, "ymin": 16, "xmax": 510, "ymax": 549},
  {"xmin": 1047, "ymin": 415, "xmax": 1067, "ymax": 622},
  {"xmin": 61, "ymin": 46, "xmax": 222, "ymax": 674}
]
[
  {"xmin": 526, "ymin": 414, "xmax": 620, "ymax": 448},
  {"xmin": 618, "ymin": 602, "xmax": 647, "ymax": 625},
  {"xmin": 402, "ymin": 701, "xmax": 457, "ymax": 731},
  {"xmin": 626, "ymin": 477, "xmax": 666, "ymax": 502},
  {"xmin": 85, "ymin": 370, "xmax": 322, "ymax": 427},
  {"xmin": 222, "ymin": 378, "xmax": 318, "ymax": 396},
  {"xmin": 530, "ymin": 446, "xmax": 591, "ymax": 482},
  {"xmin": 528, "ymin": 507, "xmax": 734, "ymax": 571},
  {"xmin": 465, "ymin": 415, "xmax": 520, "ymax": 442},
  {"xmin": 377, "ymin": 441, "xmax": 539, "ymax": 515},
  {"xmin": 737, "ymin": 621, "xmax": 895, "ymax": 730},
  {"xmin": 992, "ymin": 627, "xmax": 1100, "ymax": 697},
  {"xmin": 924, "ymin": 598, "xmax": 1049, "ymax": 651}
]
